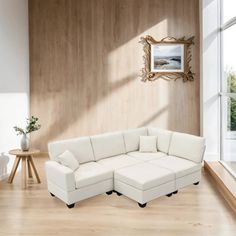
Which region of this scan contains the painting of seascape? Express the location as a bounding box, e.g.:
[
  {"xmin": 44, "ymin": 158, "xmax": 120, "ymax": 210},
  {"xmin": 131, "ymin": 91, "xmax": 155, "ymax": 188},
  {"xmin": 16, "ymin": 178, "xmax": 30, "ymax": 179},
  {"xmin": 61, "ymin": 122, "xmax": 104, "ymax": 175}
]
[{"xmin": 151, "ymin": 44, "xmax": 184, "ymax": 72}]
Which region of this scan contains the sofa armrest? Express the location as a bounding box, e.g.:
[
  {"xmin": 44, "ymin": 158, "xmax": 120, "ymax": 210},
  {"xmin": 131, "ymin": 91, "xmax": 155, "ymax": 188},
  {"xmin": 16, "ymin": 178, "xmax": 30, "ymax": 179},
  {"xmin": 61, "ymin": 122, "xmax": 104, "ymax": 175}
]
[
  {"xmin": 168, "ymin": 132, "xmax": 206, "ymax": 163},
  {"xmin": 45, "ymin": 161, "xmax": 75, "ymax": 192}
]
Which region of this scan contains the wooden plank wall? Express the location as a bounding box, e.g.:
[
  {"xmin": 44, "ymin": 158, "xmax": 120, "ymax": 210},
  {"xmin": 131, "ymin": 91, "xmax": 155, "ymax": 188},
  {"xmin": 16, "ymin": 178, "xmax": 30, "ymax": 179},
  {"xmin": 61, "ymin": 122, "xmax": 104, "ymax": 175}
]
[{"xmin": 29, "ymin": 0, "xmax": 200, "ymax": 151}]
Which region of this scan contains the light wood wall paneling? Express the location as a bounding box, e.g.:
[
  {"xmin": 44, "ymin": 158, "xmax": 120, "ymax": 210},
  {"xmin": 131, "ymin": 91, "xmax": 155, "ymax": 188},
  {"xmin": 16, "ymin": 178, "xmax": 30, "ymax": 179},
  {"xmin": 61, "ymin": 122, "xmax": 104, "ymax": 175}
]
[{"xmin": 29, "ymin": 0, "xmax": 200, "ymax": 151}]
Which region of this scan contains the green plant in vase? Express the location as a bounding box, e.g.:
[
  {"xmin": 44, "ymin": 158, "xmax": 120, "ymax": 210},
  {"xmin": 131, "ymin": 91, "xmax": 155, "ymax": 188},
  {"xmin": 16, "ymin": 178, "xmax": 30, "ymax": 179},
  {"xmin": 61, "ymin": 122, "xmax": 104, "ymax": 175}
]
[{"xmin": 14, "ymin": 116, "xmax": 41, "ymax": 151}]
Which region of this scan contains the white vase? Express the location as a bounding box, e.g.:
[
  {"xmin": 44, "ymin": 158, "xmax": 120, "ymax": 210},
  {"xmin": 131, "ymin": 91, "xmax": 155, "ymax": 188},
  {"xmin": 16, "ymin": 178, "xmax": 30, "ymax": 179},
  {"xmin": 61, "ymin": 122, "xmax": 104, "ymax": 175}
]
[{"xmin": 21, "ymin": 134, "xmax": 30, "ymax": 151}]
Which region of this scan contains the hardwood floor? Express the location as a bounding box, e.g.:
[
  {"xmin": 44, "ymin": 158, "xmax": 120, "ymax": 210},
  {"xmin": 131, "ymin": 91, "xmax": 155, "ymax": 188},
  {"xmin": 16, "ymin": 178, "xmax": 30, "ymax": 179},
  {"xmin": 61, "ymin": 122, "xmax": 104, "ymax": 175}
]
[{"xmin": 0, "ymin": 156, "xmax": 236, "ymax": 236}]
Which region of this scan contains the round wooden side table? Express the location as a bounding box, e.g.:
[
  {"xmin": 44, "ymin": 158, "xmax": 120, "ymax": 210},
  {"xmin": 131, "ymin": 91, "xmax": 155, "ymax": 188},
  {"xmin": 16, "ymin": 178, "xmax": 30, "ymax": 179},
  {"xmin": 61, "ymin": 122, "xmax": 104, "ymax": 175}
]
[{"xmin": 8, "ymin": 149, "xmax": 41, "ymax": 189}]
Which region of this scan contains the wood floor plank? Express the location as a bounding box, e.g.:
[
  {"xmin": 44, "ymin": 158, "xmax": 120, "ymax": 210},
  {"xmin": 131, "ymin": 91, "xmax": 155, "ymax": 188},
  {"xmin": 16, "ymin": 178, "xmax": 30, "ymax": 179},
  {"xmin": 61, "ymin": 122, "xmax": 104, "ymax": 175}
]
[{"xmin": 0, "ymin": 156, "xmax": 236, "ymax": 236}]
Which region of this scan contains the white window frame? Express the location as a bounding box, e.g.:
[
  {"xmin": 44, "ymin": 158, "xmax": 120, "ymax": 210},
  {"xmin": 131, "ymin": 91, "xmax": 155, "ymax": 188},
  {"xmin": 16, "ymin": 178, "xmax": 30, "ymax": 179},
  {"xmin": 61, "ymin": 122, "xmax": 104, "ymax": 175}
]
[{"xmin": 219, "ymin": 0, "xmax": 236, "ymax": 178}]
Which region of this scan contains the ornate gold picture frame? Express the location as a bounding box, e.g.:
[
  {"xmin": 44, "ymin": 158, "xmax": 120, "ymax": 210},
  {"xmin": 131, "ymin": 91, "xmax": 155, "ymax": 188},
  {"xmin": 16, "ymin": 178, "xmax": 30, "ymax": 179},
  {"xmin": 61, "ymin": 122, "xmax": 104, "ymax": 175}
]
[{"xmin": 140, "ymin": 35, "xmax": 194, "ymax": 82}]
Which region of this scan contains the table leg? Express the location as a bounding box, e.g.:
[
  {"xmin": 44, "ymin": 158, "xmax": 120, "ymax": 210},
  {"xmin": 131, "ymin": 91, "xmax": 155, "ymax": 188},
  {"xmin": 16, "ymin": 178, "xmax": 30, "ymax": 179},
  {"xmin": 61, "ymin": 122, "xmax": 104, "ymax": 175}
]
[
  {"xmin": 21, "ymin": 157, "xmax": 27, "ymax": 189},
  {"xmin": 27, "ymin": 157, "xmax": 33, "ymax": 178},
  {"xmin": 8, "ymin": 156, "xmax": 21, "ymax": 183},
  {"xmin": 28, "ymin": 156, "xmax": 41, "ymax": 183}
]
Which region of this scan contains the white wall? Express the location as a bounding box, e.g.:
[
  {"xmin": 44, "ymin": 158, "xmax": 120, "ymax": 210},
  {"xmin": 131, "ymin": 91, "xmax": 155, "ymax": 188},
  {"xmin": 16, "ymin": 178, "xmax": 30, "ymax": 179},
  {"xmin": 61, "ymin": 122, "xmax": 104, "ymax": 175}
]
[
  {"xmin": 201, "ymin": 0, "xmax": 221, "ymax": 160},
  {"xmin": 0, "ymin": 0, "xmax": 29, "ymax": 179}
]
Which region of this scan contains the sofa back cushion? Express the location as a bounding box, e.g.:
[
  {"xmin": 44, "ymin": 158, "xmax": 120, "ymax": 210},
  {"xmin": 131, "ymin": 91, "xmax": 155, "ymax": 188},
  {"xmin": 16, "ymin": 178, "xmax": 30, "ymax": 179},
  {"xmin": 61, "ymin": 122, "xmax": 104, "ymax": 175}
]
[
  {"xmin": 90, "ymin": 131, "xmax": 126, "ymax": 161},
  {"xmin": 48, "ymin": 137, "xmax": 95, "ymax": 164},
  {"xmin": 168, "ymin": 132, "xmax": 205, "ymax": 163},
  {"xmin": 148, "ymin": 127, "xmax": 172, "ymax": 153},
  {"xmin": 123, "ymin": 127, "xmax": 147, "ymax": 152}
]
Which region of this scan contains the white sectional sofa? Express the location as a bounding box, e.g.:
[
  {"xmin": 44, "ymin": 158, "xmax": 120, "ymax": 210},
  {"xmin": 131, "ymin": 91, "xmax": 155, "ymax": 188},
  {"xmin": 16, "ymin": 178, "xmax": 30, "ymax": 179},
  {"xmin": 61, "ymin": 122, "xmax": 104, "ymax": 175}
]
[{"xmin": 46, "ymin": 127, "xmax": 205, "ymax": 208}]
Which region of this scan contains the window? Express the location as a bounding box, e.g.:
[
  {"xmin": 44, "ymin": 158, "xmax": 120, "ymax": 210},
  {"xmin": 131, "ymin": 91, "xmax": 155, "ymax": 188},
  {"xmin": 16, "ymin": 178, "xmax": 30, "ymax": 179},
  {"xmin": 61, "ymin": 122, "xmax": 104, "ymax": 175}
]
[
  {"xmin": 221, "ymin": 0, "xmax": 236, "ymax": 24},
  {"xmin": 220, "ymin": 0, "xmax": 236, "ymax": 177}
]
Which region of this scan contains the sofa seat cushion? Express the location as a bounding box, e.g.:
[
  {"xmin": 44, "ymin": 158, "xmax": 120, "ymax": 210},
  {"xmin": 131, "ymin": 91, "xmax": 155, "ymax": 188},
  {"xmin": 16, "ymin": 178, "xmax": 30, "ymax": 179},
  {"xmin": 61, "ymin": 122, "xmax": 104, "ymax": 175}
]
[
  {"xmin": 149, "ymin": 156, "xmax": 202, "ymax": 178},
  {"xmin": 74, "ymin": 162, "xmax": 113, "ymax": 189},
  {"xmin": 127, "ymin": 151, "xmax": 166, "ymax": 161},
  {"xmin": 114, "ymin": 163, "xmax": 175, "ymax": 191},
  {"xmin": 97, "ymin": 155, "xmax": 142, "ymax": 171}
]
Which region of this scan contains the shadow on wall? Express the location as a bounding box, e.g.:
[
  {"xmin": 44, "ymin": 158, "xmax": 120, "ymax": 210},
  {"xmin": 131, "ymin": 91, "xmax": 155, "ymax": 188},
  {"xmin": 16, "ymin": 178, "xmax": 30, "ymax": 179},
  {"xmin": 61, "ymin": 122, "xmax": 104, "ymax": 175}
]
[
  {"xmin": 0, "ymin": 152, "xmax": 10, "ymax": 179},
  {"xmin": 138, "ymin": 106, "xmax": 169, "ymax": 127}
]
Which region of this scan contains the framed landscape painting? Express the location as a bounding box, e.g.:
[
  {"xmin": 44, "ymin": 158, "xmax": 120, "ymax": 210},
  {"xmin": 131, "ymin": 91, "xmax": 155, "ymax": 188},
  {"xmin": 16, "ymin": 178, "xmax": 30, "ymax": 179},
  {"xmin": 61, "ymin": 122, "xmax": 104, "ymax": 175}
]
[
  {"xmin": 151, "ymin": 44, "xmax": 184, "ymax": 72},
  {"xmin": 140, "ymin": 35, "xmax": 194, "ymax": 82}
]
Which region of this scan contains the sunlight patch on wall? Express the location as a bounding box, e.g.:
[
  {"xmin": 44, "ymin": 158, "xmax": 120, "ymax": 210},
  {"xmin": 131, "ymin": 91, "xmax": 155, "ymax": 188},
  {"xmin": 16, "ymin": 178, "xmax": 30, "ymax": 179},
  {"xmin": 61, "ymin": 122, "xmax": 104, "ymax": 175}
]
[
  {"xmin": 107, "ymin": 19, "xmax": 168, "ymax": 83},
  {"xmin": 106, "ymin": 19, "xmax": 170, "ymax": 128}
]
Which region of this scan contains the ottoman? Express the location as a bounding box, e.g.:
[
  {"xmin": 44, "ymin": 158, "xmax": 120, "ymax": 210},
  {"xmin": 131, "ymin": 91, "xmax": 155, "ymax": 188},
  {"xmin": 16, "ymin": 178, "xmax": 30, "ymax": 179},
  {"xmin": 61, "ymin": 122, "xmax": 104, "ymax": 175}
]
[{"xmin": 114, "ymin": 163, "xmax": 175, "ymax": 207}]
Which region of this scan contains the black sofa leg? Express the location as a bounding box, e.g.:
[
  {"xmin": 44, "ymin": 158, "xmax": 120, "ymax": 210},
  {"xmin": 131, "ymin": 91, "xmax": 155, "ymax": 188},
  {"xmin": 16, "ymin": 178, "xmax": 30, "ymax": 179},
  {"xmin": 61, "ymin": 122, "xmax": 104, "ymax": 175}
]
[
  {"xmin": 106, "ymin": 191, "xmax": 113, "ymax": 195},
  {"xmin": 113, "ymin": 190, "xmax": 122, "ymax": 196},
  {"xmin": 50, "ymin": 192, "xmax": 55, "ymax": 197},
  {"xmin": 116, "ymin": 191, "xmax": 122, "ymax": 196},
  {"xmin": 172, "ymin": 190, "xmax": 178, "ymax": 194},
  {"xmin": 166, "ymin": 193, "xmax": 172, "ymax": 197},
  {"xmin": 193, "ymin": 181, "xmax": 199, "ymax": 185},
  {"xmin": 66, "ymin": 203, "xmax": 75, "ymax": 209},
  {"xmin": 138, "ymin": 203, "xmax": 147, "ymax": 208}
]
